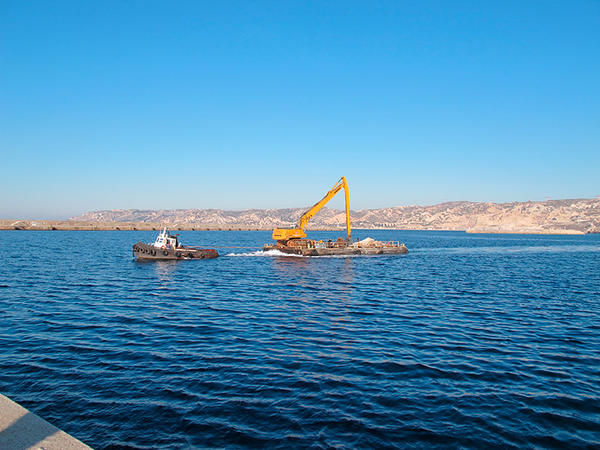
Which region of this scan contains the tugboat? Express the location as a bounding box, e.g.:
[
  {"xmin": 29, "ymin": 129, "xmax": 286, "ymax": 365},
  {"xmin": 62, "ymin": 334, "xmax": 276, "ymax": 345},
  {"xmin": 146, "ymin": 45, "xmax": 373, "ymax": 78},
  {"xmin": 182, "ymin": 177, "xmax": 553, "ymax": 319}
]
[{"xmin": 133, "ymin": 227, "xmax": 218, "ymax": 261}]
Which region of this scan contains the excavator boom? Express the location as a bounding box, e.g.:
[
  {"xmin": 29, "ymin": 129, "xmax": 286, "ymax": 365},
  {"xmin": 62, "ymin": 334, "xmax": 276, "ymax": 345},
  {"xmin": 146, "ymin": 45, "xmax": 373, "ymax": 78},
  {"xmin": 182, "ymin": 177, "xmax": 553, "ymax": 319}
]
[{"xmin": 272, "ymin": 177, "xmax": 351, "ymax": 242}]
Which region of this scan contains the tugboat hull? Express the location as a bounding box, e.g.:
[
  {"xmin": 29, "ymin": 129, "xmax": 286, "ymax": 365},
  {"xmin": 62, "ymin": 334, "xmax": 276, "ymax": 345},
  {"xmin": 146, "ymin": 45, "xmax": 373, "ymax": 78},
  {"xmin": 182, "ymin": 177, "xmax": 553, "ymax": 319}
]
[{"xmin": 133, "ymin": 242, "xmax": 218, "ymax": 261}]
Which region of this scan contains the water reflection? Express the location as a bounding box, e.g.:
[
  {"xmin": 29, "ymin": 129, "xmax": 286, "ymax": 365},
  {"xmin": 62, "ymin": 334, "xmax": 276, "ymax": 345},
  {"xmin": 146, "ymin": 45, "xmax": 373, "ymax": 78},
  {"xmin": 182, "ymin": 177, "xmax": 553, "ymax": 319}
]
[
  {"xmin": 340, "ymin": 257, "xmax": 355, "ymax": 290},
  {"xmin": 150, "ymin": 260, "xmax": 179, "ymax": 283},
  {"xmin": 271, "ymin": 255, "xmax": 356, "ymax": 291},
  {"xmin": 271, "ymin": 254, "xmax": 310, "ymax": 273},
  {"xmin": 270, "ymin": 256, "xmax": 357, "ymax": 311}
]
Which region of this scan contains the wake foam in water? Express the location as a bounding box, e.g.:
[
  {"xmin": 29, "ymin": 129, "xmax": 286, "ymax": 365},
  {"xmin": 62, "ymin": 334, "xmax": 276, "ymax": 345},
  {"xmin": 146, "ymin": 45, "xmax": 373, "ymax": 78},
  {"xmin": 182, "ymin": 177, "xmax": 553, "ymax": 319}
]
[{"xmin": 226, "ymin": 249, "xmax": 369, "ymax": 258}]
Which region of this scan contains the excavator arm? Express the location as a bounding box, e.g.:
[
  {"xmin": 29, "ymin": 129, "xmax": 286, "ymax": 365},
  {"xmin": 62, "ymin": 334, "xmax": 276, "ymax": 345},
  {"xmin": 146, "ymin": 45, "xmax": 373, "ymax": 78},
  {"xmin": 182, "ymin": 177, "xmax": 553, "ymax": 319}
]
[{"xmin": 272, "ymin": 176, "xmax": 351, "ymax": 242}]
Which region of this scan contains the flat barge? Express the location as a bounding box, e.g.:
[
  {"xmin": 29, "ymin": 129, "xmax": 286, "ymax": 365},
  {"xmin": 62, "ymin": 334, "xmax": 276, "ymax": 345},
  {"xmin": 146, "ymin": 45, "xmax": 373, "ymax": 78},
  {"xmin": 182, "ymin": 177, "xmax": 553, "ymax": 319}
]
[
  {"xmin": 264, "ymin": 237, "xmax": 408, "ymax": 257},
  {"xmin": 133, "ymin": 228, "xmax": 218, "ymax": 261}
]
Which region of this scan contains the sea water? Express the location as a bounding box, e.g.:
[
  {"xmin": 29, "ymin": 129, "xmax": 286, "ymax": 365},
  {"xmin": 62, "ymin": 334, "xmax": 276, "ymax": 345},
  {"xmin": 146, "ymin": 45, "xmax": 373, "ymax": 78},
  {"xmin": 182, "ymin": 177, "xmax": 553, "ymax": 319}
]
[{"xmin": 1, "ymin": 230, "xmax": 599, "ymax": 448}]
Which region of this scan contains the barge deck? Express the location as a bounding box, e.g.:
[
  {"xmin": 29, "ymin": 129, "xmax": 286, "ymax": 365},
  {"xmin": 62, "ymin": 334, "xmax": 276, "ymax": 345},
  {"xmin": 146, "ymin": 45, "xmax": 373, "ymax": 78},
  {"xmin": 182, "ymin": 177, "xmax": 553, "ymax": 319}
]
[{"xmin": 264, "ymin": 238, "xmax": 408, "ymax": 257}]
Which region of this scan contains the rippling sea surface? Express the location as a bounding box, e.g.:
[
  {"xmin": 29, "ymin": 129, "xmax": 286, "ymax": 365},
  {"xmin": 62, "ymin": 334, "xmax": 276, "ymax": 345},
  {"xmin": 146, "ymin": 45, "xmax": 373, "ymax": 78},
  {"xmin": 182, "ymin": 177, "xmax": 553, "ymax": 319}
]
[{"xmin": 1, "ymin": 230, "xmax": 599, "ymax": 448}]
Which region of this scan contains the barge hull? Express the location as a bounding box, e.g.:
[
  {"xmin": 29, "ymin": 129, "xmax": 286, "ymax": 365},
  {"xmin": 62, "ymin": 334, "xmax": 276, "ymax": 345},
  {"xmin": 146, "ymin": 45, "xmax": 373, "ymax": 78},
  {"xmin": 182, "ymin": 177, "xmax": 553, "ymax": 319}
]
[{"xmin": 263, "ymin": 245, "xmax": 408, "ymax": 257}]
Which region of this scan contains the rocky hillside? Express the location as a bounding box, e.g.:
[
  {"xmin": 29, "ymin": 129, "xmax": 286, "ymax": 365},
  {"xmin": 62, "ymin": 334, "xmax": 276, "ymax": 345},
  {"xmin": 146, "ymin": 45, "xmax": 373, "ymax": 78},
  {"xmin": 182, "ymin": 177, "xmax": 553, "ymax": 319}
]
[{"xmin": 71, "ymin": 198, "xmax": 600, "ymax": 234}]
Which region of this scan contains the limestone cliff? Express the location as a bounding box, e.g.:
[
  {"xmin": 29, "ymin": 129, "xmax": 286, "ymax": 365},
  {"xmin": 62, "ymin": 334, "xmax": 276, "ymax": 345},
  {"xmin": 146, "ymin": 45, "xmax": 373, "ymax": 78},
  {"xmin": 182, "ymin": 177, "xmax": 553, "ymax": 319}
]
[{"xmin": 69, "ymin": 198, "xmax": 600, "ymax": 234}]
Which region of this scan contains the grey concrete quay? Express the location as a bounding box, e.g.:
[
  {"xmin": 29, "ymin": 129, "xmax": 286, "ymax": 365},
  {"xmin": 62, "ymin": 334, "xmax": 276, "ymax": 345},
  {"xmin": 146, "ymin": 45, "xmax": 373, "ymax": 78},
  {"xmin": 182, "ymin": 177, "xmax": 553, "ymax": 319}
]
[{"xmin": 0, "ymin": 394, "xmax": 90, "ymax": 450}]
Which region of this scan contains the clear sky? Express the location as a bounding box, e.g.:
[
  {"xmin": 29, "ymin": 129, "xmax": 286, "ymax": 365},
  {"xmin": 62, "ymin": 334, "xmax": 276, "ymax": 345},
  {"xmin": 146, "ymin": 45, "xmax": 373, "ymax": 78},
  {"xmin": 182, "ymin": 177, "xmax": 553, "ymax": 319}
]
[{"xmin": 1, "ymin": 1, "xmax": 599, "ymax": 219}]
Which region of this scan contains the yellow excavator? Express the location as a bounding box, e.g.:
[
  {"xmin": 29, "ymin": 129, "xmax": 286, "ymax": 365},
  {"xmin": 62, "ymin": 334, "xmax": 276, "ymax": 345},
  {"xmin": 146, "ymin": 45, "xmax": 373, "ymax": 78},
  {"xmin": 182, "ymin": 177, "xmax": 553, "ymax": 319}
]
[{"xmin": 272, "ymin": 176, "xmax": 351, "ymax": 245}]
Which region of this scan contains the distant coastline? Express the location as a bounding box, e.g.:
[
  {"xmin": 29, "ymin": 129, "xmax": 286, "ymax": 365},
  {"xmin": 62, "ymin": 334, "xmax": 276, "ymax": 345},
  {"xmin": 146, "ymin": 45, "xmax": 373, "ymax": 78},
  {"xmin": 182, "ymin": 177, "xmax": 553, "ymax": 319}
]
[
  {"xmin": 3, "ymin": 198, "xmax": 599, "ymax": 235},
  {"xmin": 0, "ymin": 219, "xmax": 593, "ymax": 235},
  {"xmin": 1, "ymin": 219, "xmax": 272, "ymax": 232}
]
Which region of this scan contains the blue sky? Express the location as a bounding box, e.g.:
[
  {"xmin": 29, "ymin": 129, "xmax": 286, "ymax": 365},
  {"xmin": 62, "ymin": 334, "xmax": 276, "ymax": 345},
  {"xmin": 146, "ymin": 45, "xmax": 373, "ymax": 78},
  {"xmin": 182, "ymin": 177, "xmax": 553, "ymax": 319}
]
[{"xmin": 1, "ymin": 1, "xmax": 599, "ymax": 219}]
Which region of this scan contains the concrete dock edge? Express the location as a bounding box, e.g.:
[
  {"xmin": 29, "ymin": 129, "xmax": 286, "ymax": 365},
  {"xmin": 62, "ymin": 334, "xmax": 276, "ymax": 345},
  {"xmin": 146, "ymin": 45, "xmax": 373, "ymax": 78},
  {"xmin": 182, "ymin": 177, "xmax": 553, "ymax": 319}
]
[{"xmin": 0, "ymin": 394, "xmax": 90, "ymax": 450}]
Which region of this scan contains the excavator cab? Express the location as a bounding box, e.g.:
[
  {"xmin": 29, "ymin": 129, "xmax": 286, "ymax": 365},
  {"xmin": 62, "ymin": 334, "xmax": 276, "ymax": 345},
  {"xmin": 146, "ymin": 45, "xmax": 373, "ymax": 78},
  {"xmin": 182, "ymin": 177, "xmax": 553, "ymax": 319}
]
[
  {"xmin": 271, "ymin": 176, "xmax": 351, "ymax": 246},
  {"xmin": 272, "ymin": 227, "xmax": 306, "ymax": 241}
]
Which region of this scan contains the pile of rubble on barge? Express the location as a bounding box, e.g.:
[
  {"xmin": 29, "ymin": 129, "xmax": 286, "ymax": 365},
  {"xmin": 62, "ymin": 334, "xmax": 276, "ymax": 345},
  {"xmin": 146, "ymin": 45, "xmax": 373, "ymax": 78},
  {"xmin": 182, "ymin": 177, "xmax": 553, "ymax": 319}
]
[{"xmin": 133, "ymin": 227, "xmax": 218, "ymax": 261}]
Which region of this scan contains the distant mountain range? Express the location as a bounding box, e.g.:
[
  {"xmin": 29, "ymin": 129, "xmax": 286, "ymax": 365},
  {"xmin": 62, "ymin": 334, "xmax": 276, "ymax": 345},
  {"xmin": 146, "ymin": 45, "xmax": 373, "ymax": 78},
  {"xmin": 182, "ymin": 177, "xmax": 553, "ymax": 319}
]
[{"xmin": 71, "ymin": 198, "xmax": 600, "ymax": 234}]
